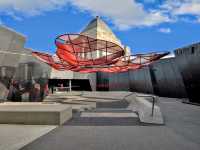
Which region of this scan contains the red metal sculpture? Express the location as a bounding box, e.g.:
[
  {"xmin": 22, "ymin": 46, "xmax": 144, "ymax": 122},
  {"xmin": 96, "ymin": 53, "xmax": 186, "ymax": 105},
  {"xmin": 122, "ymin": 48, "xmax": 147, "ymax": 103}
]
[
  {"xmin": 55, "ymin": 34, "xmax": 125, "ymax": 66},
  {"xmin": 32, "ymin": 34, "xmax": 169, "ymax": 73}
]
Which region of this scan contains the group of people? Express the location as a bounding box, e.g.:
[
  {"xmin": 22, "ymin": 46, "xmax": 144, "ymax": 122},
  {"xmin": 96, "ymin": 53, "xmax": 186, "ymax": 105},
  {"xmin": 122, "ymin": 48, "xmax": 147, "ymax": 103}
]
[{"xmin": 6, "ymin": 79, "xmax": 49, "ymax": 102}]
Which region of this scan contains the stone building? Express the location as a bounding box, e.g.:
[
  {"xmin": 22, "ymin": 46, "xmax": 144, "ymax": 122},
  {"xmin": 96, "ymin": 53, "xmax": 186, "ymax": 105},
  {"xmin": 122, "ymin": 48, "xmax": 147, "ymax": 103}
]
[
  {"xmin": 1, "ymin": 16, "xmax": 199, "ymax": 103},
  {"xmin": 0, "ymin": 16, "xmax": 130, "ymax": 100}
]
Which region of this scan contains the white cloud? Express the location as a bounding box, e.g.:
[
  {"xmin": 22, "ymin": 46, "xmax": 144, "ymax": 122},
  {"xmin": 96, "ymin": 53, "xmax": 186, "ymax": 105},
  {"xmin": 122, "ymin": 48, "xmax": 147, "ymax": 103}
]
[
  {"xmin": 0, "ymin": 0, "xmax": 200, "ymax": 30},
  {"xmin": 174, "ymin": 2, "xmax": 200, "ymax": 16},
  {"xmin": 0, "ymin": 0, "xmax": 171, "ymax": 30},
  {"xmin": 70, "ymin": 0, "xmax": 171, "ymax": 30},
  {"xmin": 0, "ymin": 0, "xmax": 70, "ymax": 16},
  {"xmin": 143, "ymin": 0, "xmax": 156, "ymax": 3},
  {"xmin": 161, "ymin": 0, "xmax": 200, "ymax": 22},
  {"xmin": 197, "ymin": 17, "xmax": 200, "ymax": 23},
  {"xmin": 158, "ymin": 28, "xmax": 171, "ymax": 34}
]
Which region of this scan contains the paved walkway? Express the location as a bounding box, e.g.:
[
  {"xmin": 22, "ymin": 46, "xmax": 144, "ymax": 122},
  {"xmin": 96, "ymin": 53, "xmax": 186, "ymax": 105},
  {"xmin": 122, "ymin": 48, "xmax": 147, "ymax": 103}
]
[
  {"xmin": 0, "ymin": 125, "xmax": 56, "ymax": 150},
  {"xmin": 20, "ymin": 94, "xmax": 200, "ymax": 150}
]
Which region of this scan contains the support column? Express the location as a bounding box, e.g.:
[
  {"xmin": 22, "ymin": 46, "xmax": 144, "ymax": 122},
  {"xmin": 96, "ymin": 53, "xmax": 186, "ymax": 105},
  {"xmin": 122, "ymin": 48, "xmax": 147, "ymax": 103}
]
[
  {"xmin": 69, "ymin": 79, "xmax": 72, "ymax": 92},
  {"xmin": 1, "ymin": 67, "xmax": 6, "ymax": 77},
  {"xmin": 25, "ymin": 64, "xmax": 29, "ymax": 81}
]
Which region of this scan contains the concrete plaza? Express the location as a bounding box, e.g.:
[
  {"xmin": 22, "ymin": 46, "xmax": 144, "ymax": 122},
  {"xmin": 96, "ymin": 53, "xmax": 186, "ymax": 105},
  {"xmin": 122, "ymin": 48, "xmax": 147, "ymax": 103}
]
[{"xmin": 0, "ymin": 92, "xmax": 199, "ymax": 150}]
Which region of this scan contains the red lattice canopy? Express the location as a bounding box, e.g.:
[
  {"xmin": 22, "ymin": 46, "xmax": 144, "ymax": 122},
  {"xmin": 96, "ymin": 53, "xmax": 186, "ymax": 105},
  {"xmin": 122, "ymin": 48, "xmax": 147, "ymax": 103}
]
[{"xmin": 32, "ymin": 34, "xmax": 169, "ymax": 73}]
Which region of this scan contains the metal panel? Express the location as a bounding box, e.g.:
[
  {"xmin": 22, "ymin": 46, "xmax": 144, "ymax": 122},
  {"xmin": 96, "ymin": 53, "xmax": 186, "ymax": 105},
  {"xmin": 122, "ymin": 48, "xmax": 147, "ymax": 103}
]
[
  {"xmin": 96, "ymin": 72, "xmax": 109, "ymax": 91},
  {"xmin": 149, "ymin": 58, "xmax": 186, "ymax": 97},
  {"xmin": 107, "ymin": 72, "xmax": 130, "ymax": 91},
  {"xmin": 176, "ymin": 51, "xmax": 200, "ymax": 102},
  {"xmin": 129, "ymin": 67, "xmax": 153, "ymax": 94},
  {"xmin": 105, "ymin": 57, "xmax": 187, "ymax": 98}
]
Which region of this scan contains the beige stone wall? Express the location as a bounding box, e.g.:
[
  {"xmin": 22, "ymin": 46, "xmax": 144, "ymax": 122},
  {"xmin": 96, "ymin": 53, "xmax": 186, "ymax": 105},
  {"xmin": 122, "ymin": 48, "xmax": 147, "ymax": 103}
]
[
  {"xmin": 0, "ymin": 25, "xmax": 96, "ymax": 90},
  {"xmin": 0, "ymin": 26, "xmax": 26, "ymax": 51},
  {"xmin": 81, "ymin": 17, "xmax": 132, "ymax": 58},
  {"xmin": 81, "ymin": 17, "xmax": 122, "ymax": 47}
]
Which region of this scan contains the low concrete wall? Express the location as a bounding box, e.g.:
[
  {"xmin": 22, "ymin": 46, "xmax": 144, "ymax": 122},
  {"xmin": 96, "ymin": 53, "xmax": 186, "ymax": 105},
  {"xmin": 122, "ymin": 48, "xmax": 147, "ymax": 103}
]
[{"xmin": 0, "ymin": 103, "xmax": 72, "ymax": 125}]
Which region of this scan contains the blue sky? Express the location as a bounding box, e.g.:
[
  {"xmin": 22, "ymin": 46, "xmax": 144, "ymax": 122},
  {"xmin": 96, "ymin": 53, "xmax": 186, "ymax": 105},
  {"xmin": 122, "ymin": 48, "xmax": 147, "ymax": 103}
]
[{"xmin": 0, "ymin": 0, "xmax": 200, "ymax": 54}]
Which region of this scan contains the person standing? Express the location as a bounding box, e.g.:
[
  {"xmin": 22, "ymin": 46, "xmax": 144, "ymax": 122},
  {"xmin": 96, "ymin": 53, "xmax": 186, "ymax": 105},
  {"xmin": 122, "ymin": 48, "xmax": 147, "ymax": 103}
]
[{"xmin": 8, "ymin": 80, "xmax": 22, "ymax": 102}]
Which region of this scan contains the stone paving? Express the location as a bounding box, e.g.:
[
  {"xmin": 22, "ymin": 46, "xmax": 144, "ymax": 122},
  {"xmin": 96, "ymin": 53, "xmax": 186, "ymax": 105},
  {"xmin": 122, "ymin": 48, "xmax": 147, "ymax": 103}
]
[
  {"xmin": 1, "ymin": 92, "xmax": 200, "ymax": 150},
  {"xmin": 21, "ymin": 93, "xmax": 200, "ymax": 150},
  {"xmin": 0, "ymin": 125, "xmax": 56, "ymax": 150},
  {"xmin": 45, "ymin": 91, "xmax": 140, "ymax": 126}
]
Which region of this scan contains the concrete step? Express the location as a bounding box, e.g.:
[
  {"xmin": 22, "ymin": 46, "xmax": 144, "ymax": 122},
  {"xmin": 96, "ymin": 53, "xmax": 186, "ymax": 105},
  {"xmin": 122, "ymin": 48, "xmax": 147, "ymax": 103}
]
[
  {"xmin": 81, "ymin": 112, "xmax": 138, "ymax": 118},
  {"xmin": 96, "ymin": 100, "xmax": 129, "ymax": 108},
  {"xmin": 65, "ymin": 111, "xmax": 139, "ymax": 126},
  {"xmin": 90, "ymin": 108, "xmax": 134, "ymax": 113}
]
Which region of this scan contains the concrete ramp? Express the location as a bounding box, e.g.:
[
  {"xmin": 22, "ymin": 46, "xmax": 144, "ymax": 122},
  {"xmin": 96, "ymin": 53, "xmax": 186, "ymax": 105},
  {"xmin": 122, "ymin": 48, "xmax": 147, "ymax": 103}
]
[{"xmin": 125, "ymin": 93, "xmax": 164, "ymax": 125}]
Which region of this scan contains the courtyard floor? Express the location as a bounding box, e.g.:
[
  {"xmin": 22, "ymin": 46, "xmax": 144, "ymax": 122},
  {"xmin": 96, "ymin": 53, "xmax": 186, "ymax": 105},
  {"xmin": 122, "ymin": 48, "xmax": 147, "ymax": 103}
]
[{"xmin": 0, "ymin": 92, "xmax": 200, "ymax": 150}]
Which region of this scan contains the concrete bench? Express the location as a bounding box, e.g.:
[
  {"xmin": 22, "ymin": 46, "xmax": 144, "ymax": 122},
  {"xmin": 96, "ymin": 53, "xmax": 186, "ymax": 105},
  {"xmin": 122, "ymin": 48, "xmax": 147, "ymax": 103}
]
[{"xmin": 0, "ymin": 103, "xmax": 72, "ymax": 125}]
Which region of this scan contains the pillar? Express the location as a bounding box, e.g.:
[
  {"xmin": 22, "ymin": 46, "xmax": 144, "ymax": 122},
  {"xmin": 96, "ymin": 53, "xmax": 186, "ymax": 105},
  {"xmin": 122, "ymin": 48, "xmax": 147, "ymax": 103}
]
[{"xmin": 69, "ymin": 79, "xmax": 72, "ymax": 92}]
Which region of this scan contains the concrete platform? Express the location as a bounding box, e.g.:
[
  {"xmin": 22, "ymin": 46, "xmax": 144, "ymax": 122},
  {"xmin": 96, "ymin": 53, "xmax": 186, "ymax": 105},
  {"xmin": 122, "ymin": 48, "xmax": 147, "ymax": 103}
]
[
  {"xmin": 0, "ymin": 103, "xmax": 72, "ymax": 125},
  {"xmin": 44, "ymin": 97, "xmax": 96, "ymax": 112},
  {"xmin": 1, "ymin": 92, "xmax": 199, "ymax": 150}
]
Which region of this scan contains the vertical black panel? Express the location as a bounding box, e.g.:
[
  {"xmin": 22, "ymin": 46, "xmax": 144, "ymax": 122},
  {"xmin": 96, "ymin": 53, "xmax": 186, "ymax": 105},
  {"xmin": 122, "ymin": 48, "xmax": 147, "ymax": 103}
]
[
  {"xmin": 129, "ymin": 67, "xmax": 153, "ymax": 94},
  {"xmin": 169, "ymin": 59, "xmax": 187, "ymax": 97},
  {"xmin": 96, "ymin": 72, "xmax": 109, "ymax": 91},
  {"xmin": 149, "ymin": 58, "xmax": 187, "ymax": 98},
  {"xmin": 119, "ymin": 71, "xmax": 130, "ymax": 91},
  {"xmin": 177, "ymin": 53, "xmax": 200, "ymax": 103},
  {"xmin": 107, "ymin": 72, "xmax": 130, "ymax": 91},
  {"xmin": 149, "ymin": 65, "xmax": 159, "ymax": 95}
]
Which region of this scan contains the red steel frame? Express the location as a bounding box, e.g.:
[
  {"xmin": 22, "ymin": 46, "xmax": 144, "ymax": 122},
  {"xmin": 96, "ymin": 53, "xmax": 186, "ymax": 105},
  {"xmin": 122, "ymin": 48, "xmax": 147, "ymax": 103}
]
[{"xmin": 32, "ymin": 34, "xmax": 170, "ymax": 73}]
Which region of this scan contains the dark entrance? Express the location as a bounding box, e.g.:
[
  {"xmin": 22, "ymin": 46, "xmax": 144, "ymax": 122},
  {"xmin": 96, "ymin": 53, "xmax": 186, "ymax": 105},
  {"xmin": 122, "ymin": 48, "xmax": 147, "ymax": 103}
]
[{"xmin": 48, "ymin": 79, "xmax": 92, "ymax": 91}]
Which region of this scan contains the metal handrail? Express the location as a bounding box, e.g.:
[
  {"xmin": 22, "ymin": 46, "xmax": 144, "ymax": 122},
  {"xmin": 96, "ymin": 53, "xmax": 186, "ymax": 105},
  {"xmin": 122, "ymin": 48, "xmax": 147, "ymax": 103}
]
[{"xmin": 136, "ymin": 94, "xmax": 157, "ymax": 117}]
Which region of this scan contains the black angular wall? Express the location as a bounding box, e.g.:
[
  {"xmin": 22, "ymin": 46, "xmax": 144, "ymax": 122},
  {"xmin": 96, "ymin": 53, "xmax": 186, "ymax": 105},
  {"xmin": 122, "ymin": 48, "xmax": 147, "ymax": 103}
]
[
  {"xmin": 148, "ymin": 58, "xmax": 187, "ymax": 98},
  {"xmin": 175, "ymin": 43, "xmax": 200, "ymax": 103},
  {"xmin": 109, "ymin": 72, "xmax": 130, "ymax": 91},
  {"xmin": 96, "ymin": 43, "xmax": 200, "ymax": 103},
  {"xmin": 129, "ymin": 67, "xmax": 153, "ymax": 94}
]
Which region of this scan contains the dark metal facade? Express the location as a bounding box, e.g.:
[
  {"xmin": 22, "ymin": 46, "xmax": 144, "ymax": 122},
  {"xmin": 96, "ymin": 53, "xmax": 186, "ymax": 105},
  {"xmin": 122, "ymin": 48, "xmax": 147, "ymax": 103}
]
[
  {"xmin": 175, "ymin": 43, "xmax": 200, "ymax": 103},
  {"xmin": 98, "ymin": 57, "xmax": 187, "ymax": 98},
  {"xmin": 96, "ymin": 43, "xmax": 200, "ymax": 102},
  {"xmin": 109, "ymin": 72, "xmax": 130, "ymax": 91}
]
